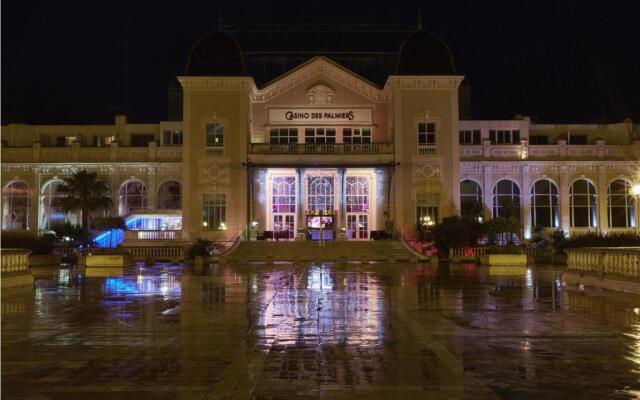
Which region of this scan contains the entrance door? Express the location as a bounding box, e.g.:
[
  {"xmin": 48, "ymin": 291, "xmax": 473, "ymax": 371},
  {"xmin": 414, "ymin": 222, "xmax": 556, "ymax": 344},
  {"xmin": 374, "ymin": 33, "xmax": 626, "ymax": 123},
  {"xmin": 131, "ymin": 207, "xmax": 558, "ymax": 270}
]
[
  {"xmin": 347, "ymin": 214, "xmax": 369, "ymax": 240},
  {"xmin": 273, "ymin": 214, "xmax": 295, "ymax": 240}
]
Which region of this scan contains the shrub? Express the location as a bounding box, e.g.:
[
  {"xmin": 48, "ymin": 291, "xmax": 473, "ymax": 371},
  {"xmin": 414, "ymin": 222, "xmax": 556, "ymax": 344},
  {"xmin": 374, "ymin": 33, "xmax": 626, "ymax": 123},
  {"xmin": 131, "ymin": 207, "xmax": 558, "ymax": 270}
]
[
  {"xmin": 433, "ymin": 216, "xmax": 483, "ymax": 253},
  {"xmin": 562, "ymin": 232, "xmax": 640, "ymax": 249},
  {"xmin": 1, "ymin": 232, "xmax": 56, "ymax": 255}
]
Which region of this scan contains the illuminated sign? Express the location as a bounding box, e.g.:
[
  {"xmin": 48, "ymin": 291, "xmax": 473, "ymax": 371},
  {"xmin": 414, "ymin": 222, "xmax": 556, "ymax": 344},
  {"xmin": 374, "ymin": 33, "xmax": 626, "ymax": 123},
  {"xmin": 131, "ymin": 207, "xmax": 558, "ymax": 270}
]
[
  {"xmin": 269, "ymin": 108, "xmax": 372, "ymax": 125},
  {"xmin": 306, "ymin": 209, "xmax": 337, "ymax": 216}
]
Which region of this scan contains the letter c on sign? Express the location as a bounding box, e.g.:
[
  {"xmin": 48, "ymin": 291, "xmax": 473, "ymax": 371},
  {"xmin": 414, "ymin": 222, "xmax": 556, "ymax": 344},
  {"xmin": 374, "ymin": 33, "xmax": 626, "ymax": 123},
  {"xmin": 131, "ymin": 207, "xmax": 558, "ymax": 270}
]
[{"xmin": 285, "ymin": 111, "xmax": 293, "ymax": 120}]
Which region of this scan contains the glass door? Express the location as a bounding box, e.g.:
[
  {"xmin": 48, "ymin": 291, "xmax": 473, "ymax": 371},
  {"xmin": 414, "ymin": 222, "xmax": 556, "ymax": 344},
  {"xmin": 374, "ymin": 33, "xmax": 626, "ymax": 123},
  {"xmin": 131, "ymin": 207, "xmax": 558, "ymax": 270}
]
[
  {"xmin": 273, "ymin": 214, "xmax": 295, "ymax": 240},
  {"xmin": 347, "ymin": 214, "xmax": 369, "ymax": 240}
]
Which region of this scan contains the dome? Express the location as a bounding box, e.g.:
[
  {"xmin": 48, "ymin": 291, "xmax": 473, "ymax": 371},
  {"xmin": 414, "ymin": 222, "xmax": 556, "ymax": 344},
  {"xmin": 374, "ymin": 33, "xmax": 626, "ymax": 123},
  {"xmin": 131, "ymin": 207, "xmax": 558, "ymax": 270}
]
[
  {"xmin": 396, "ymin": 30, "xmax": 456, "ymax": 75},
  {"xmin": 185, "ymin": 31, "xmax": 246, "ymax": 76}
]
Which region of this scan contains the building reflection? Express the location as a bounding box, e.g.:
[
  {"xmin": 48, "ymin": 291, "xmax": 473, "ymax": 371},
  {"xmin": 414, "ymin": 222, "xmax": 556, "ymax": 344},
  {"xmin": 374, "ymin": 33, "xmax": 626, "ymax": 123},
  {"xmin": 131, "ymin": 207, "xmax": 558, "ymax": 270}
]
[
  {"xmin": 102, "ymin": 270, "xmax": 181, "ymax": 297},
  {"xmin": 252, "ymin": 265, "xmax": 386, "ymax": 348}
]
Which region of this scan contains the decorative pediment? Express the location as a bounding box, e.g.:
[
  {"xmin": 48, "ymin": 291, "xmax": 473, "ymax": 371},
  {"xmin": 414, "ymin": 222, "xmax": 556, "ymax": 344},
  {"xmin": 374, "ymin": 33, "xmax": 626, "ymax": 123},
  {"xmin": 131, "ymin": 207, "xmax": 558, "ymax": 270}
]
[
  {"xmin": 306, "ymin": 83, "xmax": 334, "ymax": 104},
  {"xmin": 251, "ymin": 57, "xmax": 388, "ymax": 103}
]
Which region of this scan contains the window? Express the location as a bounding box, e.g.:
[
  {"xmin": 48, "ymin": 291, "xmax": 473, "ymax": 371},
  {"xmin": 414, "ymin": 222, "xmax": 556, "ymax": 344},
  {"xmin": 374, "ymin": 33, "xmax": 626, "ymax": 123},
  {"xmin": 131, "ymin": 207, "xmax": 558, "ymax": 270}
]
[
  {"xmin": 570, "ymin": 179, "xmax": 597, "ymax": 228},
  {"xmin": 119, "ymin": 180, "xmax": 147, "ymax": 215},
  {"xmin": 459, "ymin": 130, "xmax": 481, "ymax": 145},
  {"xmin": 272, "ymin": 176, "xmax": 296, "ymax": 213},
  {"xmin": 305, "ymin": 128, "xmax": 336, "ymax": 144},
  {"xmin": 489, "ymin": 130, "xmax": 520, "ymax": 144},
  {"xmin": 206, "ymin": 123, "xmax": 224, "ymax": 147},
  {"xmin": 460, "ymin": 180, "xmax": 483, "ymax": 217},
  {"xmin": 531, "ymin": 180, "xmax": 559, "ymax": 228},
  {"xmin": 162, "ymin": 130, "xmax": 183, "ymax": 146},
  {"xmin": 416, "ymin": 193, "xmax": 439, "ymax": 226},
  {"xmin": 529, "ymin": 135, "xmax": 548, "ymax": 145},
  {"xmin": 56, "ymin": 136, "xmax": 67, "ymax": 147},
  {"xmin": 92, "ymin": 136, "xmax": 115, "ymax": 147},
  {"xmin": 40, "ymin": 179, "xmax": 69, "ymax": 229},
  {"xmin": 418, "ymin": 122, "xmax": 436, "ymax": 145},
  {"xmin": 343, "ymin": 128, "xmax": 372, "ymax": 144},
  {"xmin": 157, "ymin": 181, "xmax": 181, "ymax": 209},
  {"xmin": 203, "ymin": 193, "xmax": 226, "ymax": 231},
  {"xmin": 568, "ymin": 134, "xmax": 588, "ymax": 145},
  {"xmin": 2, "ymin": 180, "xmax": 30, "ymax": 230},
  {"xmin": 492, "ymin": 180, "xmax": 521, "ymax": 220},
  {"xmin": 345, "ymin": 177, "xmax": 369, "ymax": 213},
  {"xmin": 269, "ymin": 128, "xmax": 298, "ymax": 144},
  {"xmin": 608, "ymin": 179, "xmax": 635, "ymax": 228},
  {"xmin": 307, "ymin": 177, "xmax": 334, "ymax": 211},
  {"xmin": 131, "ymin": 134, "xmax": 154, "ymax": 147}
]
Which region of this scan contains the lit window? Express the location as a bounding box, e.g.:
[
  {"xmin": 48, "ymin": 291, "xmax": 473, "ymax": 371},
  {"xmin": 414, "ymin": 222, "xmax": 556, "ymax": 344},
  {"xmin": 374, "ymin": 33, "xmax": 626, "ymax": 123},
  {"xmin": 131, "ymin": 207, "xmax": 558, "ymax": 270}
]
[
  {"xmin": 2, "ymin": 180, "xmax": 30, "ymax": 230},
  {"xmin": 203, "ymin": 193, "xmax": 226, "ymax": 231},
  {"xmin": 307, "ymin": 177, "xmax": 334, "ymax": 211},
  {"xmin": 119, "ymin": 180, "xmax": 147, "ymax": 215},
  {"xmin": 416, "ymin": 193, "xmax": 439, "ymax": 227},
  {"xmin": 608, "ymin": 179, "xmax": 635, "ymax": 228},
  {"xmin": 492, "ymin": 180, "xmax": 521, "ymax": 220},
  {"xmin": 460, "ymin": 180, "xmax": 483, "ymax": 217},
  {"xmin": 570, "ymin": 179, "xmax": 597, "ymax": 228},
  {"xmin": 531, "ymin": 180, "xmax": 559, "ymax": 228},
  {"xmin": 206, "ymin": 123, "xmax": 224, "ymax": 147}
]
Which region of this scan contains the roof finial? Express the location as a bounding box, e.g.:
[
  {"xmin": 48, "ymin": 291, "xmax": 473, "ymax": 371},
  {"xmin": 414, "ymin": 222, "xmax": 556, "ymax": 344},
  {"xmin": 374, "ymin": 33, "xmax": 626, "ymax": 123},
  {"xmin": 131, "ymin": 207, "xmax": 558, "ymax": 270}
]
[
  {"xmin": 417, "ymin": 8, "xmax": 423, "ymax": 31},
  {"xmin": 218, "ymin": 9, "xmax": 223, "ymax": 31}
]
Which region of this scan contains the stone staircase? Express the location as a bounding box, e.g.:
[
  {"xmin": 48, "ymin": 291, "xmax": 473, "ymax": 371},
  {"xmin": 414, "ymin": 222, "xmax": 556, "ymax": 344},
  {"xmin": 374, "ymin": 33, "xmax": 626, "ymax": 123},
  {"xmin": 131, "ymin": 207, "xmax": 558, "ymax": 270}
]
[{"xmin": 220, "ymin": 240, "xmax": 427, "ymax": 263}]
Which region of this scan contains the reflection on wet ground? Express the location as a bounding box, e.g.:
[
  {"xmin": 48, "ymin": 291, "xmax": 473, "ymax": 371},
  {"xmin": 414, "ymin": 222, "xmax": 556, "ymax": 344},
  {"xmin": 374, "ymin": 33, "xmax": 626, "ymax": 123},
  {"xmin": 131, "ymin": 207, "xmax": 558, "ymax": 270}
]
[{"xmin": 3, "ymin": 262, "xmax": 640, "ymax": 399}]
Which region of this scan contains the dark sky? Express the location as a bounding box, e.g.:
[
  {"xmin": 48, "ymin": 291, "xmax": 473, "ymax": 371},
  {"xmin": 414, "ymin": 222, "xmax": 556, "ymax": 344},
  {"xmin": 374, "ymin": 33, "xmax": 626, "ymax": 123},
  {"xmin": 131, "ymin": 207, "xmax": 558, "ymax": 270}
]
[{"xmin": 2, "ymin": 1, "xmax": 639, "ymax": 124}]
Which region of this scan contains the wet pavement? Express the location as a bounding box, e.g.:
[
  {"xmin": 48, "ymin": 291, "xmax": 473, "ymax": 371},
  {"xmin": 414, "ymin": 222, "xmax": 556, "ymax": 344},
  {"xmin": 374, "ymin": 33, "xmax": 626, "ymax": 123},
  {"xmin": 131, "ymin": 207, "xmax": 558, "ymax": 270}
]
[{"xmin": 3, "ymin": 262, "xmax": 640, "ymax": 399}]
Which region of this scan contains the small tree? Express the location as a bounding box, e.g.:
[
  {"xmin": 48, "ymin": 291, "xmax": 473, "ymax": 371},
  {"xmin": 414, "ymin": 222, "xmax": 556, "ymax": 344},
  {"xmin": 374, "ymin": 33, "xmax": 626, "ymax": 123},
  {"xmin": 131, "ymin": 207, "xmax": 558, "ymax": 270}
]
[
  {"xmin": 59, "ymin": 170, "xmax": 112, "ymax": 230},
  {"xmin": 433, "ymin": 216, "xmax": 483, "ymax": 254}
]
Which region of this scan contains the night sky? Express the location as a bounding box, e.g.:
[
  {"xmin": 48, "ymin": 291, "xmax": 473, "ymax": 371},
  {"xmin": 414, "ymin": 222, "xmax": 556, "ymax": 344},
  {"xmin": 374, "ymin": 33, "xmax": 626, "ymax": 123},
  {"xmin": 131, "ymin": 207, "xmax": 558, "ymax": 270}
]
[{"xmin": 3, "ymin": 1, "xmax": 639, "ymax": 125}]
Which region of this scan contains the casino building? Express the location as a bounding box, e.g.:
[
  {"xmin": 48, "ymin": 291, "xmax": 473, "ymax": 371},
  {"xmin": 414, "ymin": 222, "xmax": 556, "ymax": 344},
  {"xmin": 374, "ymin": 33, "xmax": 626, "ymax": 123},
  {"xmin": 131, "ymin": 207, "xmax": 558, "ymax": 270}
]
[{"xmin": 2, "ymin": 27, "xmax": 639, "ymax": 249}]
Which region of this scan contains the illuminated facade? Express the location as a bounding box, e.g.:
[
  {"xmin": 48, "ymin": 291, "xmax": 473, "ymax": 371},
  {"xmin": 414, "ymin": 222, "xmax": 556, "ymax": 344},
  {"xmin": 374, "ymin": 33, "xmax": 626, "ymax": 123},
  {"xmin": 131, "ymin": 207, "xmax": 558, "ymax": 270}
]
[{"xmin": 2, "ymin": 28, "xmax": 639, "ymax": 244}]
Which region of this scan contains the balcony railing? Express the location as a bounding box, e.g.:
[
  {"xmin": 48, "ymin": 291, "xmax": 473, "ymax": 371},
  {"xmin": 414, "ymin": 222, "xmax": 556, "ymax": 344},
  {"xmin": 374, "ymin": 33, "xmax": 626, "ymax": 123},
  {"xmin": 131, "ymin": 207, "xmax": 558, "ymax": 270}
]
[
  {"xmin": 417, "ymin": 145, "xmax": 436, "ymax": 156},
  {"xmin": 250, "ymin": 143, "xmax": 393, "ymax": 155},
  {"xmin": 205, "ymin": 146, "xmax": 224, "ymax": 157}
]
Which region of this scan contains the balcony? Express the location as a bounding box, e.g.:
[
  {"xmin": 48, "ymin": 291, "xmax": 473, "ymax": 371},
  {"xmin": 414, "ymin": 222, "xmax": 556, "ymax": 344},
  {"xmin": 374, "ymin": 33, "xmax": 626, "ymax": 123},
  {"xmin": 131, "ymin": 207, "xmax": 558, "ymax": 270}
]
[
  {"xmin": 124, "ymin": 230, "xmax": 182, "ymax": 240},
  {"xmin": 250, "ymin": 143, "xmax": 393, "ymax": 155},
  {"xmin": 417, "ymin": 145, "xmax": 436, "ymax": 156}
]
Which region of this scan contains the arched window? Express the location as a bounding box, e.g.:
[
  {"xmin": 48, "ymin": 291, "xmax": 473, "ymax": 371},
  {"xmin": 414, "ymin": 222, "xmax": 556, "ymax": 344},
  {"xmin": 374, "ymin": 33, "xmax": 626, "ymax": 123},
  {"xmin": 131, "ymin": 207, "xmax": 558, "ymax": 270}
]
[
  {"xmin": 492, "ymin": 180, "xmax": 521, "ymax": 220},
  {"xmin": 40, "ymin": 179, "xmax": 68, "ymax": 230},
  {"xmin": 460, "ymin": 180, "xmax": 483, "ymax": 217},
  {"xmin": 2, "ymin": 180, "xmax": 30, "ymax": 230},
  {"xmin": 345, "ymin": 177, "xmax": 369, "ymax": 213},
  {"xmin": 570, "ymin": 179, "xmax": 597, "ymax": 228},
  {"xmin": 307, "ymin": 177, "xmax": 334, "ymax": 211},
  {"xmin": 608, "ymin": 179, "xmax": 635, "ymax": 228},
  {"xmin": 272, "ymin": 177, "xmax": 296, "ymax": 213},
  {"xmin": 119, "ymin": 180, "xmax": 147, "ymax": 215},
  {"xmin": 157, "ymin": 180, "xmax": 181, "ymax": 209},
  {"xmin": 531, "ymin": 180, "xmax": 559, "ymax": 228}
]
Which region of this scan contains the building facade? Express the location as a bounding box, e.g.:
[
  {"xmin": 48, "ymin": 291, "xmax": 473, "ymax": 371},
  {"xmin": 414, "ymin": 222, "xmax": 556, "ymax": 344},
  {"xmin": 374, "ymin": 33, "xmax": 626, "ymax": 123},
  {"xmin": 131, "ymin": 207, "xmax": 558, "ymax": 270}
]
[{"xmin": 2, "ymin": 28, "xmax": 639, "ymax": 244}]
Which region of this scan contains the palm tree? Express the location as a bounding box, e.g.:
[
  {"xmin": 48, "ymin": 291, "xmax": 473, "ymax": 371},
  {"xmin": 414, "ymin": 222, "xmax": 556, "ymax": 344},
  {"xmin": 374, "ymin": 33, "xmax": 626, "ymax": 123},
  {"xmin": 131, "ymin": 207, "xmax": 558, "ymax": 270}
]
[{"xmin": 59, "ymin": 170, "xmax": 112, "ymax": 229}]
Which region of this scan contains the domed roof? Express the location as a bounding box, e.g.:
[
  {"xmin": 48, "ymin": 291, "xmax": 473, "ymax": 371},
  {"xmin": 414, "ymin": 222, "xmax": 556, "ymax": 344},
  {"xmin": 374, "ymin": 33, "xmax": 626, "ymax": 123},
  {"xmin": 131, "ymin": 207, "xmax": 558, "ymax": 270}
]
[
  {"xmin": 185, "ymin": 31, "xmax": 246, "ymax": 76},
  {"xmin": 396, "ymin": 30, "xmax": 456, "ymax": 75}
]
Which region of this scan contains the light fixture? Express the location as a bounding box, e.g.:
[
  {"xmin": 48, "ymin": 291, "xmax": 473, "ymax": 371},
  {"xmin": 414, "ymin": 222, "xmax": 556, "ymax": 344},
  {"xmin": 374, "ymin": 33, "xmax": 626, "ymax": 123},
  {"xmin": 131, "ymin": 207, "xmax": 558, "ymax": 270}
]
[
  {"xmin": 202, "ymin": 221, "xmax": 208, "ymax": 228},
  {"xmin": 219, "ymin": 222, "xmax": 227, "ymax": 230},
  {"xmin": 631, "ymin": 184, "xmax": 640, "ymax": 197}
]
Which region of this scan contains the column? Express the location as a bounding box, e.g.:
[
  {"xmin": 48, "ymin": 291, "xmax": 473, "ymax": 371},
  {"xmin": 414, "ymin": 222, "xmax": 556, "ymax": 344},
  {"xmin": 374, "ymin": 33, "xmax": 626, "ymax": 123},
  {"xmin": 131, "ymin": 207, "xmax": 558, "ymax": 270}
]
[
  {"xmin": 559, "ymin": 166, "xmax": 571, "ymax": 233},
  {"xmin": 521, "ymin": 165, "xmax": 532, "ymax": 239},
  {"xmin": 597, "ymin": 164, "xmax": 609, "ymax": 234},
  {"xmin": 297, "ymin": 168, "xmax": 305, "ymax": 234},
  {"xmin": 482, "ymin": 163, "xmax": 493, "ymax": 218},
  {"xmin": 338, "ymin": 168, "xmax": 346, "ymax": 229}
]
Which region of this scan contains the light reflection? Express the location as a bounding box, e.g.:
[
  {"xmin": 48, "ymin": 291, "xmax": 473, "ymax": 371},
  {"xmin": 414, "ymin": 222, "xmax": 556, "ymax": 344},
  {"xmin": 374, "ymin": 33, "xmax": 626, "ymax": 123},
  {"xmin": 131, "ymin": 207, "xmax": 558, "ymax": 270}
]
[
  {"xmin": 103, "ymin": 273, "xmax": 181, "ymax": 296},
  {"xmin": 255, "ymin": 265, "xmax": 385, "ymax": 348}
]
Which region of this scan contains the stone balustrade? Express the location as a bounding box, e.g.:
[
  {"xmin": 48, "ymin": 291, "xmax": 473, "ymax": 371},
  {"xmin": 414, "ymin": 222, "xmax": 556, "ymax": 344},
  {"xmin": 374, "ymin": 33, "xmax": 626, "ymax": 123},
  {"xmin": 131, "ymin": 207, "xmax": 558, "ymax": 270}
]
[
  {"xmin": 124, "ymin": 230, "xmax": 181, "ymax": 240},
  {"xmin": 1, "ymin": 142, "xmax": 182, "ymax": 163},
  {"xmin": 565, "ymin": 247, "xmax": 640, "ymax": 278},
  {"xmin": 250, "ymin": 143, "xmax": 394, "ymax": 155},
  {"xmin": 459, "ymin": 142, "xmax": 636, "ymax": 160},
  {"xmin": 1, "ymin": 248, "xmax": 34, "ymax": 288},
  {"xmin": 1, "ymin": 249, "xmax": 31, "ymax": 273}
]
